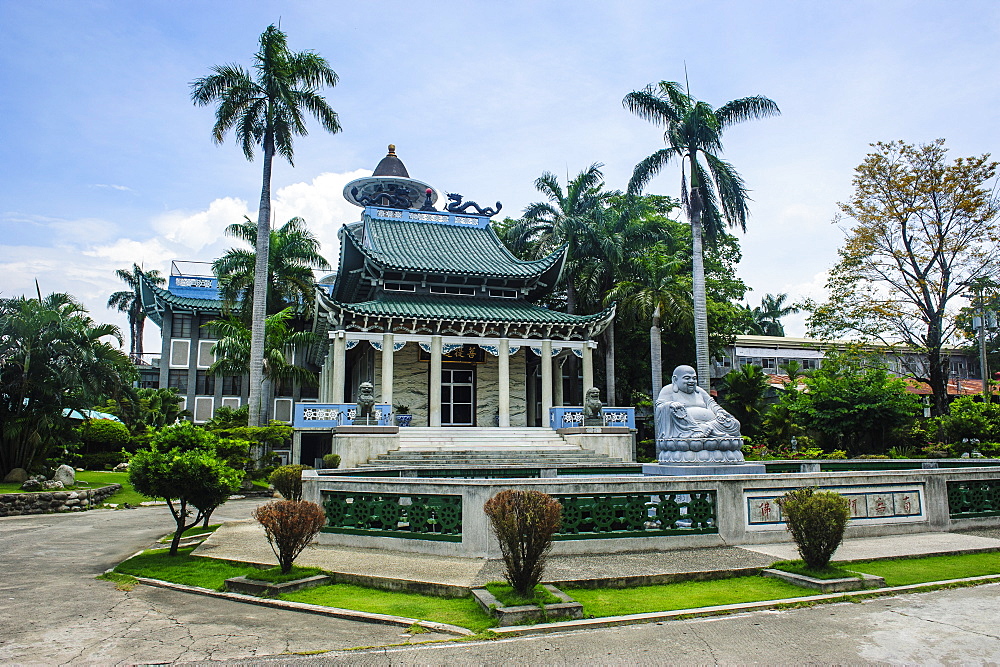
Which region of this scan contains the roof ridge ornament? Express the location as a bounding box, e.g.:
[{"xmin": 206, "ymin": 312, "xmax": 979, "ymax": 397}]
[{"xmin": 445, "ymin": 193, "xmax": 502, "ymax": 218}]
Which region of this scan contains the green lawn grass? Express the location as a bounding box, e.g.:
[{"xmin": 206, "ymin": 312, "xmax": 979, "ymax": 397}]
[
  {"xmin": 485, "ymin": 582, "xmax": 561, "ymax": 607},
  {"xmin": 157, "ymin": 523, "xmax": 222, "ymax": 543},
  {"xmin": 114, "ymin": 547, "xmax": 255, "ymax": 589},
  {"xmin": 113, "ymin": 547, "xmax": 496, "ymax": 632},
  {"xmin": 0, "ymin": 470, "xmax": 153, "ymax": 507},
  {"xmin": 281, "ymin": 583, "xmax": 496, "ymax": 633},
  {"xmin": 845, "ymin": 552, "xmax": 1000, "ymax": 586},
  {"xmin": 564, "ymin": 576, "xmax": 811, "ymax": 618}
]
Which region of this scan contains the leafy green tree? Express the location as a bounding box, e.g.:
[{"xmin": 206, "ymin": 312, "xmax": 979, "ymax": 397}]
[
  {"xmin": 742, "ymin": 293, "xmax": 799, "ymax": 336},
  {"xmin": 575, "ymin": 194, "xmax": 678, "ymax": 403},
  {"xmin": 805, "ymin": 140, "xmax": 1000, "ymax": 416},
  {"xmin": 129, "ymin": 425, "xmax": 242, "ymax": 555},
  {"xmin": 624, "ymin": 80, "xmax": 779, "ymax": 388},
  {"xmin": 78, "ymin": 418, "xmax": 132, "ymax": 454},
  {"xmin": 937, "ymin": 395, "xmax": 1000, "ymax": 446},
  {"xmin": 779, "ymin": 488, "xmax": 850, "ymax": 570},
  {"xmin": 506, "ymin": 163, "xmax": 613, "ymax": 314},
  {"xmin": 0, "ymin": 292, "xmax": 135, "ymax": 475},
  {"xmin": 107, "ymin": 263, "xmax": 165, "ymax": 358},
  {"xmin": 213, "ymin": 216, "xmax": 330, "ymax": 315},
  {"xmin": 606, "ymin": 242, "xmax": 692, "ymax": 400},
  {"xmin": 98, "ymin": 386, "xmax": 189, "ymax": 433},
  {"xmin": 717, "ymin": 364, "xmax": 770, "ymax": 439},
  {"xmin": 191, "ymin": 24, "xmax": 341, "ymax": 427},
  {"xmin": 783, "ymin": 353, "xmax": 922, "ymax": 455}
]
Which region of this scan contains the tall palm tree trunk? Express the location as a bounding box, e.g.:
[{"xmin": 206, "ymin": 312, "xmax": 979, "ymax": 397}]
[
  {"xmin": 604, "ymin": 325, "xmax": 616, "ymax": 405},
  {"xmin": 689, "ymin": 189, "xmax": 710, "ymax": 390},
  {"xmin": 248, "ymin": 136, "xmax": 274, "ymax": 427},
  {"xmin": 650, "ymin": 305, "xmax": 662, "ymax": 399}
]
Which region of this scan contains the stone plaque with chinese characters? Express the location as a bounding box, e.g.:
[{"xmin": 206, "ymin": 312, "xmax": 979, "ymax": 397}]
[{"xmin": 745, "ymin": 484, "xmax": 924, "ymax": 528}]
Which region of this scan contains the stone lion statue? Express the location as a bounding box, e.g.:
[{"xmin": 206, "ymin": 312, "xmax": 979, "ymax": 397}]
[
  {"xmin": 356, "ymin": 381, "xmax": 376, "ymax": 425},
  {"xmin": 583, "ymin": 386, "xmax": 604, "ymax": 426}
]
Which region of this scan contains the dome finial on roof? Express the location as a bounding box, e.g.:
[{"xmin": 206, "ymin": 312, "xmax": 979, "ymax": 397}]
[{"xmin": 387, "ymin": 144, "xmax": 396, "ymax": 156}]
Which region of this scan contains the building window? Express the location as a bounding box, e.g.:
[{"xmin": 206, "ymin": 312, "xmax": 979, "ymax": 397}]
[
  {"xmin": 429, "ymin": 285, "xmax": 476, "ymax": 296},
  {"xmin": 168, "ymin": 369, "xmax": 188, "ymax": 393},
  {"xmin": 172, "ymin": 314, "xmax": 193, "ymax": 338},
  {"xmin": 384, "ymin": 282, "xmax": 416, "ymax": 292},
  {"xmin": 195, "ymin": 371, "xmax": 215, "ymax": 395},
  {"xmin": 221, "ymin": 375, "xmax": 241, "ymax": 396},
  {"xmin": 801, "ymin": 358, "xmax": 819, "ymax": 370},
  {"xmin": 199, "ymin": 315, "xmax": 218, "ymax": 339},
  {"xmin": 488, "ymin": 288, "xmax": 517, "ymax": 299}
]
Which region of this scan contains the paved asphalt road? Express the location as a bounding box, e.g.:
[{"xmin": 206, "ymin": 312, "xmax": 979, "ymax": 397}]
[
  {"xmin": 2, "ymin": 499, "xmax": 1000, "ymax": 665},
  {"xmin": 0, "ymin": 499, "xmax": 453, "ymax": 665}
]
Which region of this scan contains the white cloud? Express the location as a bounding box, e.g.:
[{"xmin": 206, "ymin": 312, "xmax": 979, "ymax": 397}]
[
  {"xmin": 153, "ymin": 196, "xmax": 252, "ymax": 254},
  {"xmin": 1, "ymin": 169, "xmax": 369, "ymax": 355},
  {"xmin": 93, "ymin": 184, "xmax": 134, "ymax": 192}
]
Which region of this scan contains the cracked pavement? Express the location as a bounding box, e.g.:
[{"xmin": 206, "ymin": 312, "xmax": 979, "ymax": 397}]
[{"xmin": 0, "ymin": 499, "xmax": 451, "ymax": 665}]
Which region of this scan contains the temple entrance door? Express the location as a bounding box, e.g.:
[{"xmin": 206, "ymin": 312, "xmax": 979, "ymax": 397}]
[{"xmin": 441, "ymin": 367, "xmax": 475, "ymax": 426}]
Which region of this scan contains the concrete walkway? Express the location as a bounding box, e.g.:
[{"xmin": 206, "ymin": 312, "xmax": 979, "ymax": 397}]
[{"xmin": 194, "ymin": 521, "xmax": 1000, "ymax": 592}]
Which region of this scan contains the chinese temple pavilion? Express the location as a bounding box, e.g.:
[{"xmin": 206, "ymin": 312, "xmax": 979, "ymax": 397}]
[{"xmin": 313, "ymin": 145, "xmax": 615, "ymax": 429}]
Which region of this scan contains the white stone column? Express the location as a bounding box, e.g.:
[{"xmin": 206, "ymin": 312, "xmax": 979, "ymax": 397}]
[
  {"xmin": 332, "ymin": 333, "xmax": 346, "ymax": 403},
  {"xmin": 582, "ymin": 342, "xmax": 595, "ymax": 398},
  {"xmin": 498, "ymin": 338, "xmax": 510, "ymax": 427},
  {"xmin": 429, "ymin": 335, "xmax": 443, "ymax": 427},
  {"xmin": 541, "ymin": 339, "xmax": 553, "ymax": 426},
  {"xmin": 553, "ymin": 356, "xmax": 564, "ymax": 407},
  {"xmin": 381, "ymin": 333, "xmax": 394, "ymax": 406},
  {"xmin": 320, "ymin": 343, "xmax": 334, "ymax": 402}
]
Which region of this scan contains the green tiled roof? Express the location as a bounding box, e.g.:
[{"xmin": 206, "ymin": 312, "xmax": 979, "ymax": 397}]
[
  {"xmin": 324, "ymin": 293, "xmax": 613, "ymax": 325},
  {"xmin": 143, "ymin": 281, "xmax": 223, "ymax": 309},
  {"xmin": 345, "ymin": 217, "xmax": 564, "ymax": 278}
]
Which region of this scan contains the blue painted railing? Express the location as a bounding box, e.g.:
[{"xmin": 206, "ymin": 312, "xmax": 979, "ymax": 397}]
[
  {"xmin": 294, "ymin": 403, "xmax": 393, "ymax": 428},
  {"xmin": 549, "ymin": 407, "xmax": 635, "ymax": 430}
]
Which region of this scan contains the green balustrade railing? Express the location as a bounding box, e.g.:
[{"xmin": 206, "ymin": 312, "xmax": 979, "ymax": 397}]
[
  {"xmin": 947, "ymin": 480, "xmax": 1000, "ymax": 518},
  {"xmin": 553, "ymin": 491, "xmax": 717, "ymax": 540},
  {"xmin": 321, "ymin": 491, "xmax": 462, "ymax": 541}
]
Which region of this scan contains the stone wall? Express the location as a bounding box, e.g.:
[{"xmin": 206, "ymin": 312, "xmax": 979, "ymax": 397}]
[{"xmin": 0, "ymin": 484, "xmax": 121, "ymax": 517}]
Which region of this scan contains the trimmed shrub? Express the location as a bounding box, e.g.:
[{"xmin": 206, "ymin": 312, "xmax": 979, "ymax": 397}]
[
  {"xmin": 269, "ymin": 464, "xmax": 312, "ymax": 501},
  {"xmin": 78, "ymin": 451, "xmax": 127, "ymax": 470},
  {"xmin": 483, "ymin": 489, "xmax": 562, "ymax": 597},
  {"xmin": 79, "ymin": 419, "xmax": 132, "ymax": 452},
  {"xmin": 779, "ymin": 487, "xmax": 850, "ymax": 570},
  {"xmin": 252, "ymin": 500, "xmax": 327, "ymax": 574},
  {"xmin": 322, "ymin": 453, "xmax": 341, "ymax": 469}
]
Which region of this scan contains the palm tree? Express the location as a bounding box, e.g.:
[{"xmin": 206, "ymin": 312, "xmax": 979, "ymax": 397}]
[
  {"xmin": 213, "ymin": 216, "xmax": 330, "ymax": 315},
  {"xmin": 606, "ymin": 243, "xmax": 692, "ymax": 400},
  {"xmin": 107, "ymin": 264, "xmax": 165, "ymax": 359},
  {"xmin": 0, "ymin": 292, "xmax": 134, "ymax": 474},
  {"xmin": 757, "ymin": 293, "xmax": 799, "ymax": 337},
  {"xmin": 207, "ymin": 308, "xmax": 319, "ymax": 421},
  {"xmin": 624, "ymin": 80, "xmax": 779, "ymax": 388},
  {"xmin": 508, "ymin": 164, "xmax": 612, "ymax": 314},
  {"xmin": 576, "ymin": 194, "xmax": 677, "ymax": 403},
  {"xmin": 717, "ymin": 363, "xmax": 770, "ymax": 439},
  {"xmin": 191, "ymin": 24, "xmax": 341, "ymax": 427}
]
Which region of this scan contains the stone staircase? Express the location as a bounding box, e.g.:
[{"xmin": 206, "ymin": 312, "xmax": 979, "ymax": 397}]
[{"xmin": 356, "ymin": 427, "xmax": 624, "ymax": 468}]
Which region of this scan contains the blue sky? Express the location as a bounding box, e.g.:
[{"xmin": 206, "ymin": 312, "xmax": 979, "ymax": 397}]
[{"xmin": 3, "ymin": 0, "xmax": 999, "ymax": 350}]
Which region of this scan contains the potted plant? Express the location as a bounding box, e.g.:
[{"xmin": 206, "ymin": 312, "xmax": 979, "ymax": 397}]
[{"xmin": 393, "ymin": 403, "xmax": 412, "ymax": 427}]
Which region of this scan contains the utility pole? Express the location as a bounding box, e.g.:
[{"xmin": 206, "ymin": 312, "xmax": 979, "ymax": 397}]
[{"xmin": 962, "ymin": 278, "xmax": 996, "ymax": 403}]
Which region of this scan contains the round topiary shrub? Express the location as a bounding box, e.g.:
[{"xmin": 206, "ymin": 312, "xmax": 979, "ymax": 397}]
[
  {"xmin": 778, "ymin": 487, "xmax": 851, "ymax": 570},
  {"xmin": 80, "ymin": 419, "xmax": 131, "ymax": 452},
  {"xmin": 321, "ymin": 454, "xmax": 341, "ymax": 469},
  {"xmin": 269, "ymin": 464, "xmax": 313, "ymax": 501}
]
